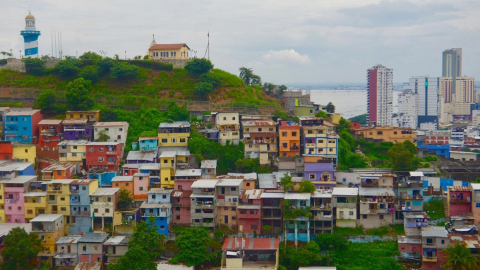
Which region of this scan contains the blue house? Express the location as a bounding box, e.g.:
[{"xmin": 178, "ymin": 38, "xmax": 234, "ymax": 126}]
[
  {"xmin": 138, "ymin": 137, "xmax": 158, "ymax": 151},
  {"xmin": 0, "ymin": 160, "xmax": 35, "ymax": 179},
  {"xmin": 284, "ymin": 192, "xmax": 311, "ymax": 243},
  {"xmin": 87, "ymin": 171, "xmax": 116, "ymax": 187},
  {"xmin": 4, "ymin": 109, "xmax": 43, "ymax": 144},
  {"xmin": 395, "ymin": 178, "xmax": 424, "ymax": 223},
  {"xmin": 416, "ymin": 141, "xmax": 450, "ymax": 158},
  {"xmin": 140, "ymin": 188, "xmax": 172, "ymax": 238},
  {"xmin": 70, "ymin": 180, "xmax": 98, "ymax": 234}
]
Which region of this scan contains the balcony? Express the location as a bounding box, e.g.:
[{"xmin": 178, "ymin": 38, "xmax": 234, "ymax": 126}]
[
  {"xmin": 423, "ymin": 256, "xmax": 437, "ymax": 262},
  {"xmin": 193, "ymin": 203, "xmax": 215, "ymax": 209},
  {"xmin": 47, "ymin": 190, "xmax": 63, "ymax": 194},
  {"xmin": 336, "ymin": 202, "xmax": 357, "ymax": 208},
  {"xmin": 313, "ymin": 213, "xmax": 333, "ymax": 220},
  {"xmin": 238, "ymin": 211, "xmax": 261, "ymax": 219},
  {"xmin": 106, "ymin": 151, "xmax": 117, "ymax": 155},
  {"xmin": 398, "ymin": 194, "xmax": 423, "ymax": 200},
  {"xmin": 72, "ymin": 210, "xmax": 90, "ymax": 216},
  {"xmin": 423, "ymin": 243, "xmax": 436, "ymax": 247},
  {"xmin": 450, "ymin": 198, "xmax": 471, "ymax": 204},
  {"xmin": 398, "ymin": 182, "xmax": 424, "ymax": 188},
  {"xmin": 361, "ymin": 180, "xmax": 378, "ymax": 187},
  {"xmin": 4, "ymin": 199, "xmax": 20, "ymax": 204}
]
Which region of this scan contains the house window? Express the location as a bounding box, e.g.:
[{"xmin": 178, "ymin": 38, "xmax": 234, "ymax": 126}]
[
  {"xmin": 362, "ymin": 214, "xmax": 367, "ymax": 219},
  {"xmin": 162, "ymin": 195, "xmax": 167, "ymax": 199},
  {"xmin": 269, "ymin": 128, "xmax": 273, "ymax": 131},
  {"xmin": 61, "ymin": 207, "xmax": 67, "ymax": 211},
  {"xmin": 282, "ymin": 132, "xmax": 287, "ymax": 137},
  {"xmin": 309, "ymin": 174, "xmax": 315, "ymax": 179},
  {"xmin": 233, "ymin": 117, "xmax": 236, "ymax": 120},
  {"xmin": 82, "ymin": 186, "xmax": 86, "ymax": 191},
  {"xmin": 318, "ymin": 140, "xmax": 323, "ymax": 144},
  {"xmin": 139, "ymin": 187, "xmax": 143, "ymax": 191},
  {"xmin": 246, "ymin": 183, "xmax": 250, "ymax": 186},
  {"xmin": 231, "ymin": 187, "xmax": 237, "ymax": 191},
  {"xmin": 223, "ymin": 117, "xmax": 227, "ymax": 120},
  {"xmin": 25, "ymin": 149, "xmax": 28, "ymax": 153},
  {"xmin": 162, "ymin": 139, "xmax": 167, "ymax": 143},
  {"xmin": 476, "ymin": 203, "xmax": 480, "ymax": 208},
  {"xmin": 72, "ymin": 153, "xmax": 77, "ymax": 157},
  {"xmin": 163, "ymin": 159, "xmax": 168, "ymax": 163},
  {"xmin": 99, "ymin": 148, "xmax": 104, "ymax": 152},
  {"xmin": 119, "ymin": 128, "xmax": 123, "ymax": 131},
  {"xmin": 441, "ymin": 240, "xmax": 445, "ymax": 244},
  {"xmin": 90, "ymin": 148, "xmax": 94, "ymax": 152},
  {"xmin": 180, "ymin": 138, "xmax": 186, "ymax": 143},
  {"xmin": 107, "ymin": 197, "xmax": 112, "ymax": 202},
  {"xmin": 61, "ymin": 197, "xmax": 65, "ymax": 201},
  {"xmin": 94, "ymin": 209, "xmax": 98, "ymax": 213},
  {"xmin": 57, "ymin": 171, "xmax": 62, "ymax": 176},
  {"xmin": 99, "ymin": 157, "xmax": 104, "ymax": 162},
  {"xmin": 379, "ymin": 215, "xmax": 384, "ymax": 219},
  {"xmin": 258, "ymin": 128, "xmax": 262, "ymax": 132},
  {"xmin": 171, "ymin": 138, "xmax": 177, "ymax": 143},
  {"xmin": 152, "ymin": 195, "xmax": 156, "ymax": 199},
  {"xmin": 349, "ymin": 211, "xmax": 353, "ymax": 216},
  {"xmin": 116, "ymin": 183, "xmax": 119, "ymax": 187},
  {"xmin": 18, "ymin": 206, "xmax": 21, "ymax": 210},
  {"xmin": 126, "ymin": 183, "xmax": 129, "ymax": 187},
  {"xmin": 176, "ymin": 216, "xmax": 180, "ymax": 220},
  {"xmin": 105, "ymin": 209, "xmax": 110, "ymax": 213},
  {"xmin": 117, "ymin": 135, "xmax": 121, "ymax": 139}
]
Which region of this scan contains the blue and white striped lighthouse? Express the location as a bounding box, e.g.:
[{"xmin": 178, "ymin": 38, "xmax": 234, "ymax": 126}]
[{"xmin": 20, "ymin": 12, "xmax": 41, "ymax": 57}]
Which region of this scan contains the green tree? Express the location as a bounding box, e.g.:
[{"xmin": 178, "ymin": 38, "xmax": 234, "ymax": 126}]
[
  {"xmin": 55, "ymin": 58, "xmax": 82, "ymax": 76},
  {"xmin": 299, "ymin": 180, "xmax": 316, "ymax": 193},
  {"xmin": 279, "ymin": 85, "xmax": 288, "ymax": 95},
  {"xmin": 315, "ymin": 234, "xmax": 348, "ymax": 252},
  {"xmin": 337, "ymin": 118, "xmax": 350, "ymax": 133},
  {"xmin": 78, "ymin": 65, "xmax": 100, "ymax": 83},
  {"xmin": 35, "ymin": 89, "xmax": 57, "ymax": 113},
  {"xmin": 171, "ymin": 227, "xmax": 216, "ymax": 267},
  {"xmin": 109, "ymin": 245, "xmax": 157, "ymax": 270},
  {"xmin": 164, "ymin": 102, "xmax": 190, "ymax": 121},
  {"xmin": 185, "ymin": 58, "xmax": 214, "ymax": 75},
  {"xmin": 99, "ymin": 107, "xmax": 118, "ymax": 121},
  {"xmin": 65, "ymin": 78, "xmax": 95, "ymax": 110},
  {"xmin": 134, "ymin": 55, "xmax": 142, "ymax": 60},
  {"xmin": 316, "ymin": 110, "xmax": 328, "ymax": 118},
  {"xmin": 96, "ymin": 57, "xmax": 114, "ymax": 73},
  {"xmin": 95, "ymin": 130, "xmax": 110, "ymax": 142},
  {"xmin": 280, "ymin": 173, "xmax": 294, "ymax": 192},
  {"xmin": 143, "ymin": 55, "xmax": 149, "ymax": 60},
  {"xmin": 387, "ymin": 141, "xmax": 419, "ymax": 172},
  {"xmin": 79, "ymin": 51, "xmax": 102, "ymax": 60},
  {"xmin": 326, "ymin": 102, "xmax": 335, "ymax": 113},
  {"xmin": 272, "ymin": 109, "xmax": 289, "ymax": 122},
  {"xmin": 199, "ymin": 73, "xmax": 221, "ymax": 88},
  {"xmin": 349, "ymin": 114, "xmax": 367, "ymax": 125},
  {"xmin": 118, "ymin": 188, "xmax": 133, "ymax": 209},
  {"xmin": 129, "ymin": 217, "xmax": 166, "ymax": 259},
  {"xmin": 239, "ymin": 67, "xmax": 261, "ymax": 86},
  {"xmin": 442, "ymin": 241, "xmax": 480, "ymax": 270},
  {"xmin": 280, "ymin": 242, "xmax": 322, "ymax": 270},
  {"xmin": 23, "ymin": 57, "xmax": 45, "ymax": 72},
  {"xmin": 110, "ymin": 62, "xmax": 139, "ymax": 79},
  {"xmin": 0, "ymin": 227, "xmax": 42, "ymax": 270},
  {"xmin": 194, "ymin": 82, "xmax": 214, "ymax": 97},
  {"xmin": 114, "ymin": 54, "xmax": 120, "ymax": 60}
]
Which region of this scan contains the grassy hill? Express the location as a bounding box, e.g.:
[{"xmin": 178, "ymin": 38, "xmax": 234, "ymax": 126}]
[{"xmin": 0, "ymin": 60, "xmax": 281, "ymax": 113}]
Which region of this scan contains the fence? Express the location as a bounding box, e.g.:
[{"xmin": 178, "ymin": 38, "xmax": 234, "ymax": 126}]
[{"xmin": 344, "ymin": 235, "xmax": 397, "ymax": 243}]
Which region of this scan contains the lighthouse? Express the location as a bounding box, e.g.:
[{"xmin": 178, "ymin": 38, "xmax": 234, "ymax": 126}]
[{"xmin": 20, "ymin": 11, "xmax": 41, "ymax": 57}]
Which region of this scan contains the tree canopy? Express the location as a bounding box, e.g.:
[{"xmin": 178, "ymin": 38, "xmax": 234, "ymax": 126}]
[
  {"xmin": 279, "ymin": 241, "xmax": 322, "ymax": 270},
  {"xmin": 65, "ymin": 78, "xmax": 95, "ymax": 110},
  {"xmin": 171, "ymin": 227, "xmax": 217, "ymax": 267},
  {"xmin": 442, "ymin": 241, "xmax": 480, "ymax": 270},
  {"xmin": 185, "ymin": 58, "xmax": 214, "ymax": 75},
  {"xmin": 280, "ymin": 173, "xmax": 294, "ymax": 192},
  {"xmin": 299, "ymin": 180, "xmax": 316, "ymax": 193},
  {"xmin": 239, "ymin": 67, "xmax": 261, "ymax": 86},
  {"xmin": 387, "ymin": 140, "xmax": 419, "ymax": 172},
  {"xmin": 349, "ymin": 114, "xmax": 367, "ymax": 125},
  {"xmin": 55, "ymin": 58, "xmax": 82, "ymax": 76},
  {"xmin": 326, "ymin": 102, "xmax": 335, "ymax": 113},
  {"xmin": 118, "ymin": 188, "xmax": 133, "ymax": 209},
  {"xmin": 0, "ymin": 227, "xmax": 42, "ymax": 270},
  {"xmin": 110, "ymin": 62, "xmax": 139, "ymax": 79},
  {"xmin": 34, "ymin": 89, "xmax": 57, "ymax": 114},
  {"xmin": 79, "ymin": 51, "xmax": 102, "ymax": 61}
]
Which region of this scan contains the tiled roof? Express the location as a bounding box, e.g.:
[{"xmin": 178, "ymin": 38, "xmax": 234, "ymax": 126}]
[{"xmin": 150, "ymin": 43, "xmax": 189, "ymax": 50}]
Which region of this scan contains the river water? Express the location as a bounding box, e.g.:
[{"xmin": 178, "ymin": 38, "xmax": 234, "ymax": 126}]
[{"xmin": 303, "ymin": 90, "xmax": 401, "ymax": 119}]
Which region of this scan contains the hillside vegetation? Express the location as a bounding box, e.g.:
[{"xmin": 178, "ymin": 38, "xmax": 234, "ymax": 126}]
[{"xmin": 0, "ymin": 57, "xmax": 281, "ymax": 111}]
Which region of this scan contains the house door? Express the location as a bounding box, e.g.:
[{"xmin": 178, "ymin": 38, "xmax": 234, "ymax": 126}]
[
  {"xmin": 68, "ymin": 245, "xmax": 71, "ymax": 253},
  {"xmin": 225, "ymin": 215, "xmax": 229, "ymax": 224}
]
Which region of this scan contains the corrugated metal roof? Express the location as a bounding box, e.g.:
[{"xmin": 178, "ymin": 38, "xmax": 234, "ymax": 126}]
[
  {"xmin": 38, "ymin": 119, "xmax": 63, "ymax": 125},
  {"xmin": 78, "ymin": 233, "xmax": 110, "ymax": 243},
  {"xmin": 91, "ymin": 188, "xmax": 120, "ymax": 196},
  {"xmin": 448, "ymin": 186, "xmax": 471, "ymax": 192},
  {"xmin": 216, "ymin": 179, "xmax": 243, "ymax": 187},
  {"xmin": 127, "ymin": 150, "xmax": 157, "ymax": 161},
  {"xmin": 241, "ymin": 120, "xmax": 276, "ymax": 127},
  {"xmin": 240, "ymin": 189, "xmax": 263, "ymax": 200},
  {"xmin": 159, "ymin": 121, "xmax": 190, "ymax": 128},
  {"xmin": 332, "ymin": 187, "xmax": 358, "ymax": 196},
  {"xmin": 31, "ymin": 214, "xmax": 63, "ymax": 222},
  {"xmin": 191, "ymin": 180, "xmax": 218, "ymax": 188},
  {"xmin": 104, "ymin": 236, "xmax": 129, "ymax": 245},
  {"xmin": 284, "ymin": 193, "xmax": 311, "ymax": 200},
  {"xmin": 175, "ymin": 169, "xmax": 201, "ymax": 177},
  {"xmin": 359, "ymin": 187, "xmax": 395, "ymax": 196},
  {"xmin": 421, "ymin": 226, "xmax": 448, "ymax": 238},
  {"xmin": 56, "ymin": 235, "xmax": 82, "ymax": 244},
  {"xmin": 201, "ymin": 160, "xmax": 217, "ymax": 169},
  {"xmin": 112, "ymin": 176, "xmax": 133, "ymax": 182},
  {"xmin": 93, "ymin": 122, "xmax": 128, "ymax": 127},
  {"xmin": 260, "ymin": 192, "xmax": 285, "ymax": 199},
  {"xmin": 222, "ymin": 237, "xmax": 280, "ymax": 250}
]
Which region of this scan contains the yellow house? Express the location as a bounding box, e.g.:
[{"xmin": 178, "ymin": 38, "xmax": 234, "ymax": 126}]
[
  {"xmin": 113, "ymin": 209, "xmax": 139, "ymax": 235},
  {"xmin": 148, "ymin": 43, "xmax": 191, "ymax": 60},
  {"xmin": 158, "ymin": 122, "xmax": 190, "ymax": 147},
  {"xmin": 353, "ymin": 126, "xmax": 416, "ymax": 143},
  {"xmin": 0, "ymin": 182, "xmax": 4, "ymax": 223},
  {"xmin": 31, "ymin": 214, "xmax": 65, "ymax": 255},
  {"xmin": 160, "ymin": 151, "xmax": 176, "ymax": 189},
  {"xmin": 65, "ymin": 110, "xmax": 100, "ymax": 122},
  {"xmin": 58, "ymin": 140, "xmax": 88, "ymax": 163},
  {"xmin": 24, "ymin": 191, "xmax": 47, "ymax": 222},
  {"xmin": 329, "ymin": 113, "xmax": 342, "ymax": 125},
  {"xmin": 46, "ymin": 180, "xmax": 74, "ymax": 234},
  {"xmin": 12, "ymin": 144, "xmax": 36, "ymax": 163}
]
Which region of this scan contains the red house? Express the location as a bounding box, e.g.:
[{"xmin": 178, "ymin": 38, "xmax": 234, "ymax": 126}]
[
  {"xmin": 85, "ymin": 142, "xmax": 123, "ymax": 172},
  {"xmin": 121, "ymin": 164, "xmax": 140, "ymax": 176},
  {"xmin": 172, "ymin": 179, "xmax": 195, "ymax": 224},
  {"xmin": 448, "ymin": 186, "xmax": 472, "ymax": 217},
  {"xmin": 38, "ymin": 119, "xmax": 63, "ymax": 149},
  {"xmin": 349, "ymin": 121, "xmax": 361, "ymax": 130},
  {"xmin": 0, "ymin": 141, "xmax": 13, "ymax": 160},
  {"xmin": 237, "ymin": 189, "xmax": 263, "ymax": 235}
]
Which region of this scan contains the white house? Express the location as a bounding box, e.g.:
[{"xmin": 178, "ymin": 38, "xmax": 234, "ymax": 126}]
[{"xmin": 93, "ymin": 122, "xmax": 129, "ymax": 144}]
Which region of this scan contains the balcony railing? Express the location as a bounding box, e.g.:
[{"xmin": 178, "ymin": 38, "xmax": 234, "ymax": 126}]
[
  {"xmin": 72, "ymin": 211, "xmax": 90, "ymax": 216},
  {"xmin": 423, "ymin": 256, "xmax": 437, "ymax": 262},
  {"xmin": 450, "ymin": 198, "xmax": 471, "ymax": 204},
  {"xmin": 106, "ymin": 151, "xmax": 117, "ymax": 155},
  {"xmin": 5, "ymin": 199, "xmax": 20, "ymax": 204},
  {"xmin": 423, "ymin": 243, "xmax": 435, "ymax": 247}
]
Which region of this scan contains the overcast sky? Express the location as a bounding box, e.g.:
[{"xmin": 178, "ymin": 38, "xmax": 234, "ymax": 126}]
[{"xmin": 2, "ymin": 0, "xmax": 480, "ymax": 84}]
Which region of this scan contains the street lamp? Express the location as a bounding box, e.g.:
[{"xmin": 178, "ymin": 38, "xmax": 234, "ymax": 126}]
[{"xmin": 125, "ymin": 51, "xmax": 126, "ymax": 60}]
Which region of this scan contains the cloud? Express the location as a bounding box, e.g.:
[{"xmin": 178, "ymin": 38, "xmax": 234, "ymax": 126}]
[{"xmin": 261, "ymin": 49, "xmax": 310, "ymax": 65}]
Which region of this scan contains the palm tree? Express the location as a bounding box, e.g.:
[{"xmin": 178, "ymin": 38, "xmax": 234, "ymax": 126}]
[{"xmin": 442, "ymin": 241, "xmax": 480, "ymax": 270}]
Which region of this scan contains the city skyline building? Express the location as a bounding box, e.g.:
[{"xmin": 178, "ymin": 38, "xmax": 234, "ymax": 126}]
[
  {"xmin": 442, "ymin": 48, "xmax": 462, "ymax": 94},
  {"xmin": 367, "ymin": 64, "xmax": 393, "ymax": 127},
  {"xmin": 403, "ymin": 76, "xmax": 439, "ymax": 129},
  {"xmin": 20, "ymin": 11, "xmax": 40, "ymax": 57}
]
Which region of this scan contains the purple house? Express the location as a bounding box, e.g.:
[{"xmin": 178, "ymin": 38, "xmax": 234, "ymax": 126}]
[
  {"xmin": 304, "ymin": 163, "xmax": 335, "ymax": 189},
  {"xmin": 62, "ymin": 119, "xmax": 94, "ymax": 141}
]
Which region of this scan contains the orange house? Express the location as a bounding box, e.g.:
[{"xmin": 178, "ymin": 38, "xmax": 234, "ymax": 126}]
[
  {"xmin": 41, "ymin": 162, "xmax": 77, "ymax": 180},
  {"xmin": 279, "ymin": 122, "xmax": 301, "ymax": 158},
  {"xmin": 111, "ymin": 176, "xmax": 134, "ymax": 194}
]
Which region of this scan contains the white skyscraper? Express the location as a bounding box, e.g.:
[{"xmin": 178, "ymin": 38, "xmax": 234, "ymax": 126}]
[
  {"xmin": 405, "ymin": 76, "xmax": 439, "ymax": 130},
  {"xmin": 394, "ymin": 90, "xmax": 417, "ymax": 129},
  {"xmin": 367, "ymin": 65, "xmax": 393, "ymax": 127}
]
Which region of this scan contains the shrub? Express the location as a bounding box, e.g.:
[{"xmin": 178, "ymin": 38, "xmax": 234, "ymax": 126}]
[
  {"xmin": 23, "ymin": 58, "xmax": 45, "ymax": 73},
  {"xmin": 55, "ymin": 58, "xmax": 82, "ymax": 77},
  {"xmin": 194, "ymin": 82, "xmax": 214, "ymax": 97},
  {"xmin": 96, "ymin": 57, "xmax": 115, "ymax": 73},
  {"xmin": 79, "ymin": 51, "xmax": 102, "ymax": 61},
  {"xmin": 123, "ymin": 60, "xmax": 173, "ymax": 71},
  {"xmin": 78, "ymin": 66, "xmax": 100, "ymax": 83},
  {"xmin": 110, "ymin": 62, "xmax": 139, "ymax": 79},
  {"xmin": 184, "ymin": 58, "xmax": 213, "ymax": 75},
  {"xmin": 199, "ymin": 73, "xmax": 221, "ymax": 87}
]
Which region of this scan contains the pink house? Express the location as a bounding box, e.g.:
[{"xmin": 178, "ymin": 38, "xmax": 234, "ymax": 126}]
[
  {"xmin": 448, "ymin": 186, "xmax": 472, "ymax": 217},
  {"xmin": 4, "ymin": 176, "xmax": 36, "ymax": 223},
  {"xmin": 237, "ymin": 189, "xmax": 263, "ymax": 235},
  {"xmin": 172, "ymin": 179, "xmax": 194, "ymax": 224},
  {"xmin": 133, "ymin": 173, "xmax": 149, "ymax": 200}
]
